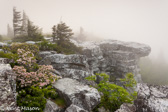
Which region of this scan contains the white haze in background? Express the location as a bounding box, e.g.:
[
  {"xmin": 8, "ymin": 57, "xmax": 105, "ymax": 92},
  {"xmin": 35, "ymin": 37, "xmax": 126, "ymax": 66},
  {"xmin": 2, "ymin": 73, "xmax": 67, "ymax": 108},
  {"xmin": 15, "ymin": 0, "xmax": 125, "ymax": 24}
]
[{"xmin": 0, "ymin": 0, "xmax": 168, "ymax": 61}]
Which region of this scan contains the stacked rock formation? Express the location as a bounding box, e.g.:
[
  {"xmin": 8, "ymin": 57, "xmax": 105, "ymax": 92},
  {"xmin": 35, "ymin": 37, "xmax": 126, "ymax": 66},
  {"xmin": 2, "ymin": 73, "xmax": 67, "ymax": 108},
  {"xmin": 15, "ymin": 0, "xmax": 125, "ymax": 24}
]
[
  {"xmin": 76, "ymin": 40, "xmax": 151, "ymax": 83},
  {"xmin": 40, "ymin": 40, "xmax": 151, "ymax": 84}
]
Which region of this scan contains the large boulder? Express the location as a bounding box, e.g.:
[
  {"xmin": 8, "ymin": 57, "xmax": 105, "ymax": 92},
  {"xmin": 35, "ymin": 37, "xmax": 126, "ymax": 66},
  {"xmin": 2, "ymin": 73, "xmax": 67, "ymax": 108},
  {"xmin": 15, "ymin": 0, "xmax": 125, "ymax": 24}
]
[
  {"xmin": 0, "ymin": 62, "xmax": 20, "ymax": 112},
  {"xmin": 39, "ymin": 54, "xmax": 92, "ymax": 83},
  {"xmin": 53, "ymin": 78, "xmax": 100, "ymax": 111},
  {"xmin": 134, "ymin": 83, "xmax": 168, "ymax": 112},
  {"xmin": 74, "ymin": 40, "xmax": 151, "ymax": 83}
]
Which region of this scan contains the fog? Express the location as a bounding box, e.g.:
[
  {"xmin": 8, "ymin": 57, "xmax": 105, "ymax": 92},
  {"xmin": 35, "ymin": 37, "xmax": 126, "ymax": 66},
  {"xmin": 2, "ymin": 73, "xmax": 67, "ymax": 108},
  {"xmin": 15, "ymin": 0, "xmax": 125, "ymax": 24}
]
[{"xmin": 0, "ymin": 0, "xmax": 168, "ymax": 60}]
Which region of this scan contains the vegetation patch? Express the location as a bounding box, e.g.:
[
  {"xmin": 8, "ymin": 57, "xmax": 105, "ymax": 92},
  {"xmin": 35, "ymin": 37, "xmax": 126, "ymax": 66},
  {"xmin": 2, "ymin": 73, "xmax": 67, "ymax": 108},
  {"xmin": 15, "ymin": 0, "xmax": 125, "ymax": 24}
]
[
  {"xmin": 4, "ymin": 46, "xmax": 63, "ymax": 112},
  {"xmin": 53, "ymin": 97, "xmax": 66, "ymax": 108},
  {"xmin": 37, "ymin": 40, "xmax": 82, "ymax": 55},
  {"xmin": 86, "ymin": 73, "xmax": 137, "ymax": 112}
]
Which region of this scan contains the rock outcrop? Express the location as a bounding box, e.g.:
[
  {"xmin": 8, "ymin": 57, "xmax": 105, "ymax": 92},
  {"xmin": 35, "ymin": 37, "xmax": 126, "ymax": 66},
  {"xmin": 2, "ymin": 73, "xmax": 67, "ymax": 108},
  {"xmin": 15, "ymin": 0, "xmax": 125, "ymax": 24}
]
[
  {"xmin": 39, "ymin": 54, "xmax": 92, "ymax": 83},
  {"xmin": 38, "ymin": 39, "xmax": 152, "ymax": 112},
  {"xmin": 0, "ymin": 58, "xmax": 20, "ymax": 112},
  {"xmin": 53, "ymin": 78, "xmax": 100, "ymax": 111},
  {"xmin": 39, "ymin": 40, "xmax": 151, "ymax": 84},
  {"xmin": 134, "ymin": 83, "xmax": 168, "ymax": 112},
  {"xmin": 75, "ymin": 40, "xmax": 151, "ymax": 83}
]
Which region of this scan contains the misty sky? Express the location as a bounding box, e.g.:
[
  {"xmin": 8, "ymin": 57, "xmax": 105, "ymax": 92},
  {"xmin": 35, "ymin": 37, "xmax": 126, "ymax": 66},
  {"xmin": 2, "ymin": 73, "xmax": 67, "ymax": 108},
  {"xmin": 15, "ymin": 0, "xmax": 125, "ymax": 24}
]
[{"xmin": 0, "ymin": 0, "xmax": 168, "ymax": 59}]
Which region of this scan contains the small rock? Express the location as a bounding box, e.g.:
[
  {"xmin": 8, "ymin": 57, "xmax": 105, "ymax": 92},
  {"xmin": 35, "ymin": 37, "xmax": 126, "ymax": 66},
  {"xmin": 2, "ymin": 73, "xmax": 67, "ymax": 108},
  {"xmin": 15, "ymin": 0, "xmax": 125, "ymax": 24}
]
[
  {"xmin": 98, "ymin": 107, "xmax": 110, "ymax": 112},
  {"xmin": 65, "ymin": 104, "xmax": 88, "ymax": 112},
  {"xmin": 115, "ymin": 103, "xmax": 136, "ymax": 112},
  {"xmin": 0, "ymin": 58, "xmax": 10, "ymax": 64}
]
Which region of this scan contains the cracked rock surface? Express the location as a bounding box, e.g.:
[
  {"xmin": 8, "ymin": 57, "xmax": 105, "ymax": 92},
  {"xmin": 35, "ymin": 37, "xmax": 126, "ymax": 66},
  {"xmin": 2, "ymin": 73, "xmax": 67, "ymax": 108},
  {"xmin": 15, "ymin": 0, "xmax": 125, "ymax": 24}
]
[
  {"xmin": 135, "ymin": 83, "xmax": 168, "ymax": 112},
  {"xmin": 115, "ymin": 103, "xmax": 136, "ymax": 112},
  {"xmin": 72, "ymin": 39, "xmax": 151, "ymax": 83},
  {"xmin": 0, "ymin": 58, "xmax": 20, "ymax": 112},
  {"xmin": 53, "ymin": 78, "xmax": 100, "ymax": 111},
  {"xmin": 39, "ymin": 54, "xmax": 92, "ymax": 83}
]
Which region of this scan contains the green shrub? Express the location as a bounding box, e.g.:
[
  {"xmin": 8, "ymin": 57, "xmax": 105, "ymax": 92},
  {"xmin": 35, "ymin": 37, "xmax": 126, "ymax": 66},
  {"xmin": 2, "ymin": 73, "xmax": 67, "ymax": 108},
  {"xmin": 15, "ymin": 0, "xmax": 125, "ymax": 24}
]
[
  {"xmin": 37, "ymin": 40, "xmax": 82, "ymax": 54},
  {"xmin": 120, "ymin": 73, "xmax": 137, "ymax": 88},
  {"xmin": 86, "ymin": 73, "xmax": 137, "ymax": 112},
  {"xmin": 42, "ymin": 85, "xmax": 58, "ymax": 99},
  {"xmin": 10, "ymin": 43, "xmax": 39, "ymax": 55},
  {"xmin": 0, "ymin": 51, "xmax": 18, "ymax": 60},
  {"xmin": 12, "ymin": 35, "xmax": 44, "ymax": 42},
  {"xmin": 17, "ymin": 85, "xmax": 62, "ymax": 112},
  {"xmin": 2, "ymin": 43, "xmax": 38, "ymax": 55},
  {"xmin": 37, "ymin": 40, "xmax": 56, "ymax": 51},
  {"xmin": 58, "ymin": 40, "xmax": 83, "ymax": 54},
  {"xmin": 17, "ymin": 86, "xmax": 47, "ymax": 112},
  {"xmin": 53, "ymin": 97, "xmax": 66, "ymax": 108},
  {"xmin": 2, "ymin": 43, "xmax": 41, "ymax": 61},
  {"xmin": 0, "ymin": 51, "xmax": 19, "ymax": 67}
]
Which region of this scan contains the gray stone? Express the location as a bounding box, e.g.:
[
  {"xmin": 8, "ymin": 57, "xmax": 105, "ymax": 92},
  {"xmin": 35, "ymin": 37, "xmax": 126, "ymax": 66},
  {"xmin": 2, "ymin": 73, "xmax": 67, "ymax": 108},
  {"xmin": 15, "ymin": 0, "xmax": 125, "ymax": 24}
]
[
  {"xmin": 65, "ymin": 104, "xmax": 88, "ymax": 112},
  {"xmin": 25, "ymin": 41, "xmax": 36, "ymax": 44},
  {"xmin": 53, "ymin": 78, "xmax": 100, "ymax": 111},
  {"xmin": 74, "ymin": 39, "xmax": 151, "ymax": 83},
  {"xmin": 0, "ymin": 42, "xmax": 7, "ymax": 47},
  {"xmin": 44, "ymin": 99, "xmax": 64, "ymax": 112},
  {"xmin": 39, "ymin": 51, "xmax": 57, "ymax": 59},
  {"xmin": 39, "ymin": 39, "xmax": 151, "ymax": 84},
  {"xmin": 134, "ymin": 83, "xmax": 168, "ymax": 112},
  {"xmin": 39, "ymin": 54, "xmax": 92, "ymax": 83},
  {"xmin": 98, "ymin": 107, "xmax": 110, "ymax": 112},
  {"xmin": 0, "ymin": 58, "xmax": 10, "ymax": 64},
  {"xmin": 115, "ymin": 103, "xmax": 136, "ymax": 112},
  {"xmin": 0, "ymin": 64, "xmax": 20, "ymax": 112}
]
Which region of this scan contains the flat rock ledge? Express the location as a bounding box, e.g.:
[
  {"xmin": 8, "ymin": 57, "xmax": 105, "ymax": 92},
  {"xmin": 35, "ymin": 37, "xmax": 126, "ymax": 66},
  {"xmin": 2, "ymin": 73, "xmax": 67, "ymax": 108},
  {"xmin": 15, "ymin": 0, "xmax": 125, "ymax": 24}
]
[
  {"xmin": 53, "ymin": 78, "xmax": 100, "ymax": 111},
  {"xmin": 73, "ymin": 39, "xmax": 151, "ymax": 83}
]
